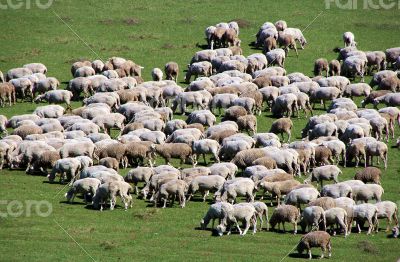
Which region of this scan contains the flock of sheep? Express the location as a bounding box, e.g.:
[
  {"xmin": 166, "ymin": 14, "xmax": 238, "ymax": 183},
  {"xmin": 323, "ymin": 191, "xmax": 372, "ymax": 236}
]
[{"xmin": 1, "ymin": 19, "xmax": 400, "ymax": 259}]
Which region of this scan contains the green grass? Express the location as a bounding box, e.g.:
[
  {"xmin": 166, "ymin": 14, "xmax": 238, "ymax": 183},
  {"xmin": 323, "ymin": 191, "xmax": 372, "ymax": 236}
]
[{"xmin": 1, "ymin": 0, "xmax": 400, "ymax": 261}]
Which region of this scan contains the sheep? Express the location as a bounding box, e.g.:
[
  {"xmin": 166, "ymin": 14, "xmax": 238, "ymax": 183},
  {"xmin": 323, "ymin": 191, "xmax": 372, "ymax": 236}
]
[
  {"xmin": 343, "ymin": 32, "xmax": 356, "ymax": 47},
  {"xmin": 237, "ymin": 115, "xmax": 257, "ymax": 135},
  {"xmin": 365, "ymin": 141, "xmax": 388, "ymax": 169},
  {"xmin": 284, "ymin": 187, "xmax": 320, "ymax": 209},
  {"xmin": 192, "ymin": 139, "xmax": 220, "ymax": 165},
  {"xmin": 297, "ymin": 231, "xmax": 332, "ymax": 259},
  {"xmin": 308, "ymin": 122, "xmax": 337, "ymax": 141},
  {"xmin": 223, "ymin": 106, "xmax": 248, "ymax": 121},
  {"xmin": 375, "ymin": 201, "xmax": 399, "ymax": 232},
  {"xmin": 257, "ymin": 179, "xmax": 301, "ymax": 206},
  {"xmin": 150, "ymin": 143, "xmax": 194, "ymax": 166},
  {"xmin": 185, "ymin": 61, "xmax": 212, "ymax": 83},
  {"xmin": 150, "ymin": 67, "xmax": 163, "ymax": 81},
  {"xmin": 310, "ymin": 87, "xmax": 341, "ymax": 110},
  {"xmin": 252, "ymin": 156, "xmax": 277, "ymax": 169},
  {"xmin": 99, "ymin": 157, "xmax": 119, "ymax": 171},
  {"xmin": 10, "ymin": 78, "xmax": 34, "ymax": 102},
  {"xmin": 328, "ymin": 59, "xmax": 341, "ymax": 76},
  {"xmin": 352, "ymin": 184, "xmax": 384, "ymax": 203},
  {"xmin": 30, "ymin": 151, "xmax": 60, "ymax": 175},
  {"xmin": 307, "ymin": 197, "xmax": 336, "ymax": 211},
  {"xmin": 65, "ymin": 178, "xmax": 101, "ymax": 204},
  {"xmin": 263, "ymin": 36, "xmax": 277, "ymax": 53},
  {"xmin": 322, "ymin": 140, "xmax": 346, "ymax": 166},
  {"xmin": 283, "ymin": 28, "xmax": 307, "ymax": 49},
  {"xmin": 321, "ymin": 183, "xmax": 352, "ymax": 199},
  {"xmin": 48, "ymin": 157, "xmax": 82, "ymax": 183},
  {"xmin": 265, "ymin": 48, "xmax": 286, "ymax": 67},
  {"xmin": 154, "ymin": 179, "xmax": 187, "ymax": 208},
  {"xmin": 92, "ymin": 180, "xmax": 133, "ymax": 211},
  {"xmin": 220, "ymin": 178, "xmax": 255, "ymax": 203},
  {"xmin": 34, "ymin": 90, "xmax": 73, "ymax": 110},
  {"xmin": 216, "ymin": 202, "xmax": 257, "ymax": 236},
  {"xmin": 200, "ymin": 202, "xmax": 228, "ymax": 229},
  {"xmin": 354, "ymin": 167, "xmax": 381, "ymax": 184},
  {"xmin": 277, "ymin": 32, "xmax": 298, "ymax": 57},
  {"xmin": 0, "ymin": 82, "xmax": 16, "ymax": 107},
  {"xmin": 300, "ymin": 206, "xmax": 326, "ymax": 233},
  {"xmin": 186, "ymin": 109, "xmax": 215, "ymax": 127},
  {"xmin": 323, "ymin": 207, "xmax": 349, "ymax": 236},
  {"xmin": 230, "ymin": 148, "xmax": 266, "ymax": 169},
  {"xmin": 305, "ymin": 165, "xmax": 341, "ymax": 188},
  {"xmin": 269, "ymin": 118, "xmax": 293, "ymax": 142},
  {"xmin": 209, "ymin": 162, "xmax": 237, "ymax": 179},
  {"xmin": 12, "ymin": 124, "xmax": 43, "ymax": 139},
  {"xmin": 271, "ymin": 93, "xmax": 298, "ymax": 118},
  {"xmin": 164, "ymin": 62, "xmax": 179, "ymax": 82},
  {"xmin": 187, "ymin": 175, "xmax": 225, "ymax": 202},
  {"xmin": 352, "ymin": 203, "xmax": 379, "ymax": 234},
  {"xmin": 124, "ymin": 167, "xmax": 153, "ymax": 194},
  {"xmin": 385, "ymin": 47, "xmax": 400, "ymax": 67},
  {"xmin": 6, "ymin": 67, "xmax": 33, "ymax": 81},
  {"xmin": 269, "ymin": 204, "xmax": 300, "ymax": 234},
  {"xmin": 223, "ymin": 28, "xmax": 241, "ymax": 47}
]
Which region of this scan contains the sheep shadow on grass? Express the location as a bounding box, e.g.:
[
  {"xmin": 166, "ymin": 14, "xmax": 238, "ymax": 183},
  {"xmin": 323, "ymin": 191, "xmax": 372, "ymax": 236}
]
[{"xmin": 288, "ymin": 253, "xmax": 321, "ymax": 259}]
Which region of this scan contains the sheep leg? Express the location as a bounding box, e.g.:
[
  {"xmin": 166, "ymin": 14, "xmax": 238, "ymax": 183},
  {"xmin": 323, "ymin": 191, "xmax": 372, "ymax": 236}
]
[
  {"xmin": 308, "ymin": 249, "xmax": 312, "ymax": 260},
  {"xmin": 320, "ymin": 246, "xmax": 325, "ymax": 259},
  {"xmin": 293, "ymin": 222, "xmax": 297, "ymax": 234}
]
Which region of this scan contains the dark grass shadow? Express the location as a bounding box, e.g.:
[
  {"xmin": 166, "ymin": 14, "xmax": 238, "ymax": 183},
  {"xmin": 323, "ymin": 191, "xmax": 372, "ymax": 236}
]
[
  {"xmin": 59, "ymin": 200, "xmax": 86, "ymax": 206},
  {"xmin": 288, "ymin": 253, "xmax": 320, "ymax": 259}
]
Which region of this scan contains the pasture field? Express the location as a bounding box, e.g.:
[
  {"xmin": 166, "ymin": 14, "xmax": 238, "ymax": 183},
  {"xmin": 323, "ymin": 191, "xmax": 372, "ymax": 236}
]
[{"xmin": 1, "ymin": 0, "xmax": 400, "ymax": 261}]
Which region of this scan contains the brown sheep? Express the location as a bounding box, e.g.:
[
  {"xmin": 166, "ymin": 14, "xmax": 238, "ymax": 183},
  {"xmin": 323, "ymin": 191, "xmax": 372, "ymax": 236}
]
[
  {"xmin": 240, "ymin": 90, "xmax": 263, "ymax": 115},
  {"xmin": 297, "ymin": 231, "xmax": 332, "ymax": 259},
  {"xmin": 185, "ymin": 123, "xmax": 205, "ymax": 133},
  {"xmin": 223, "ymin": 28, "xmax": 240, "ymax": 47},
  {"xmin": 165, "ymin": 62, "xmax": 179, "ymax": 82},
  {"xmin": 307, "ymin": 197, "xmax": 336, "ymax": 210},
  {"xmin": 31, "ymin": 151, "xmax": 60, "ymax": 175},
  {"xmin": 361, "ymin": 90, "xmax": 392, "ymax": 108},
  {"xmin": 258, "ymin": 179, "xmax": 301, "ymax": 206},
  {"xmin": 208, "ymin": 129, "xmax": 238, "ymax": 143},
  {"xmin": 269, "ymin": 204, "xmax": 300, "ymax": 234},
  {"xmin": 12, "ymin": 124, "xmax": 43, "ymax": 139},
  {"xmin": 314, "ymin": 146, "xmax": 333, "ymax": 166},
  {"xmin": 231, "ymin": 148, "xmax": 266, "ymax": 169},
  {"xmin": 237, "ymin": 115, "xmax": 257, "ymax": 135},
  {"xmin": 379, "ymin": 76, "xmax": 400, "ymax": 92},
  {"xmin": 207, "ymin": 86, "xmax": 240, "ymax": 96},
  {"xmin": 260, "ymin": 172, "xmax": 294, "ymax": 183},
  {"xmin": 252, "ymin": 76, "xmax": 272, "ymax": 88},
  {"xmin": 252, "ymin": 156, "xmax": 277, "ymax": 169},
  {"xmin": 99, "ymin": 157, "xmax": 119, "ymax": 171},
  {"xmin": 354, "ymin": 167, "xmax": 381, "ymax": 184},
  {"xmin": 150, "ymin": 143, "xmax": 194, "ymax": 166},
  {"xmin": 116, "ymin": 89, "xmax": 144, "ymax": 104},
  {"xmin": 328, "ymin": 59, "xmax": 341, "ymax": 76},
  {"xmin": 346, "ymin": 142, "xmax": 366, "ymax": 167},
  {"xmin": 277, "ymin": 32, "xmax": 298, "ymax": 57},
  {"xmin": 269, "ymin": 118, "xmax": 293, "ymax": 142},
  {"xmin": 223, "ymin": 106, "xmax": 247, "ymax": 121},
  {"xmin": 125, "ymin": 141, "xmax": 153, "ymax": 167},
  {"xmin": 0, "ymin": 83, "xmax": 16, "ymax": 107},
  {"xmin": 229, "ymin": 46, "xmax": 243, "ymax": 56},
  {"xmin": 314, "ymin": 58, "xmax": 328, "ymax": 76},
  {"xmin": 121, "ymin": 122, "xmax": 145, "ymax": 135},
  {"xmin": 211, "ymin": 27, "xmax": 226, "ymax": 49},
  {"xmin": 263, "ymin": 36, "xmax": 277, "ymax": 53},
  {"xmin": 96, "ymin": 143, "xmax": 127, "ymax": 168}
]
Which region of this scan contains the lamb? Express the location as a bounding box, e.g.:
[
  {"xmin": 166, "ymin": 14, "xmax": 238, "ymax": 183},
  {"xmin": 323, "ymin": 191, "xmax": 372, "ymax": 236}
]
[
  {"xmin": 92, "ymin": 180, "xmax": 133, "ymax": 211},
  {"xmin": 375, "ymin": 201, "xmax": 399, "ymax": 232},
  {"xmin": 192, "ymin": 139, "xmax": 220, "ymax": 165},
  {"xmin": 296, "ymin": 231, "xmax": 332, "ymax": 259},
  {"xmin": 300, "ymin": 206, "xmax": 326, "ymax": 233},
  {"xmin": 343, "ymin": 31, "xmax": 357, "ymax": 47},
  {"xmin": 269, "ymin": 204, "xmax": 300, "ymax": 234},
  {"xmin": 352, "ymin": 184, "xmax": 384, "ymax": 203},
  {"xmin": 237, "ymin": 115, "xmax": 257, "ymax": 135},
  {"xmin": 219, "ymin": 177, "xmax": 255, "ymax": 203},
  {"xmin": 328, "ymin": 59, "xmax": 341, "ymax": 76},
  {"xmin": 352, "ymin": 203, "xmax": 379, "ymax": 234},
  {"xmin": 187, "ymin": 175, "xmax": 225, "ymax": 202},
  {"xmin": 305, "ymin": 165, "xmax": 342, "ymax": 188},
  {"xmin": 216, "ymin": 202, "xmax": 257, "ymax": 236},
  {"xmin": 65, "ymin": 177, "xmax": 101, "ymax": 204},
  {"xmin": 284, "ymin": 187, "xmax": 320, "ymax": 209},
  {"xmin": 307, "ymin": 197, "xmax": 336, "ymax": 211},
  {"xmin": 269, "ymin": 118, "xmax": 293, "ymax": 142},
  {"xmin": 257, "ymin": 179, "xmax": 301, "ymax": 206},
  {"xmin": 354, "ymin": 167, "xmax": 381, "ymax": 184},
  {"xmin": 154, "ymin": 179, "xmax": 187, "ymax": 208},
  {"xmin": 151, "ymin": 68, "xmax": 163, "ymax": 81},
  {"xmin": 150, "ymin": 143, "xmax": 194, "ymax": 166}
]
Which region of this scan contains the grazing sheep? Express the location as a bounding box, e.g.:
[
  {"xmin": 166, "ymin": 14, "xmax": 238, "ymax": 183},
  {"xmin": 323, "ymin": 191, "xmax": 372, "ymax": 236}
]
[
  {"xmin": 65, "ymin": 178, "xmax": 101, "ymax": 204},
  {"xmin": 231, "ymin": 148, "xmax": 266, "ymax": 169},
  {"xmin": 385, "ymin": 47, "xmax": 400, "ymax": 67},
  {"xmin": 375, "ymin": 201, "xmax": 399, "ymax": 232},
  {"xmin": 209, "ymin": 162, "xmax": 238, "ymax": 179},
  {"xmin": 297, "ymin": 231, "xmax": 332, "ymax": 259},
  {"xmin": 187, "ymin": 175, "xmax": 225, "ymax": 201},
  {"xmin": 49, "ymin": 157, "xmax": 82, "ymax": 183},
  {"xmin": 252, "ymin": 201, "xmax": 269, "ymax": 231},
  {"xmin": 150, "ymin": 143, "xmax": 194, "ymax": 166},
  {"xmin": 300, "ymin": 206, "xmax": 326, "ymax": 233},
  {"xmin": 0, "ymin": 83, "xmax": 16, "ymax": 107},
  {"xmin": 284, "ymin": 187, "xmax": 320, "ymax": 209},
  {"xmin": 307, "ymin": 197, "xmax": 336, "ymax": 211},
  {"xmin": 151, "ymin": 68, "xmax": 163, "ymax": 81},
  {"xmin": 283, "ymin": 28, "xmax": 307, "ymax": 49},
  {"xmin": 314, "ymin": 59, "xmax": 328, "ymax": 76},
  {"xmin": 352, "ymin": 184, "xmax": 384, "ymax": 203},
  {"xmin": 354, "ymin": 167, "xmax": 381, "ymax": 184},
  {"xmin": 321, "ymin": 183, "xmax": 352, "ymax": 199},
  {"xmin": 99, "ymin": 157, "xmax": 119, "ymax": 171},
  {"xmin": 200, "ymin": 202, "xmax": 229, "ymax": 229},
  {"xmin": 164, "ymin": 62, "xmax": 179, "ymax": 82},
  {"xmin": 30, "ymin": 151, "xmax": 60, "ymax": 175},
  {"xmin": 252, "ymin": 156, "xmax": 277, "ymax": 169},
  {"xmin": 324, "ymin": 207, "xmax": 348, "ymax": 236},
  {"xmin": 365, "ymin": 141, "xmax": 388, "ymax": 169},
  {"xmin": 269, "ymin": 204, "xmax": 300, "ymax": 234},
  {"xmin": 34, "ymin": 90, "xmax": 74, "ymax": 109},
  {"xmin": 192, "ymin": 139, "xmax": 220, "ymax": 165},
  {"xmin": 305, "ymin": 165, "xmax": 342, "ymax": 188},
  {"xmin": 185, "ymin": 61, "xmax": 212, "ymax": 83},
  {"xmin": 269, "ymin": 118, "xmax": 293, "ymax": 142},
  {"xmin": 92, "ymin": 180, "xmax": 133, "ymax": 211},
  {"xmin": 216, "ymin": 202, "xmax": 257, "ymax": 236},
  {"xmin": 343, "ymin": 32, "xmax": 356, "ymax": 47},
  {"xmin": 237, "ymin": 115, "xmax": 257, "ymax": 135},
  {"xmin": 265, "ymin": 48, "xmax": 286, "ymax": 67},
  {"xmin": 352, "ymin": 203, "xmax": 379, "ymax": 234},
  {"xmin": 257, "ymin": 179, "xmax": 301, "ymax": 206},
  {"xmin": 154, "ymin": 179, "xmax": 188, "ymax": 208}
]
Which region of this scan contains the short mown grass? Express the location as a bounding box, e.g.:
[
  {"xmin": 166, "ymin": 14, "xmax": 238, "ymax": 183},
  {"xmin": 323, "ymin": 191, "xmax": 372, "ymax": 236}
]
[{"xmin": 0, "ymin": 1, "xmax": 400, "ymax": 261}]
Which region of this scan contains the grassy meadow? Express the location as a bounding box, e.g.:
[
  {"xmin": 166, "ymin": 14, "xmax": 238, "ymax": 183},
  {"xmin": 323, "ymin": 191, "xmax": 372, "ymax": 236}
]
[{"xmin": 0, "ymin": 0, "xmax": 400, "ymax": 261}]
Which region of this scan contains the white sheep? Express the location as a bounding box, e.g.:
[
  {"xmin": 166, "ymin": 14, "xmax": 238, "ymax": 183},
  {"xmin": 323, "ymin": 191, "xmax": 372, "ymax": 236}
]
[{"xmin": 65, "ymin": 178, "xmax": 101, "ymax": 204}]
